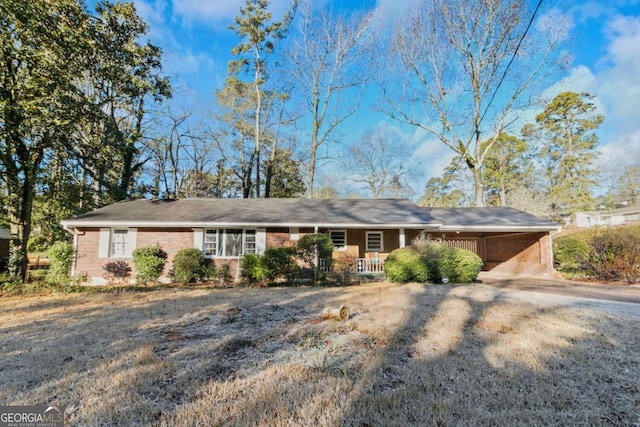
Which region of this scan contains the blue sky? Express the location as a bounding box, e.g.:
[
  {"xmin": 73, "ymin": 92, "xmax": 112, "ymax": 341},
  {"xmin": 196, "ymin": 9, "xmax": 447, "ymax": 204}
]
[{"xmin": 125, "ymin": 0, "xmax": 640, "ymax": 196}]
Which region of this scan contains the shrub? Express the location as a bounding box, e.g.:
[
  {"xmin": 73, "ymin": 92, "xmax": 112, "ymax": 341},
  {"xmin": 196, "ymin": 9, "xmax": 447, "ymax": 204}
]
[
  {"xmin": 586, "ymin": 226, "xmax": 640, "ymax": 283},
  {"xmin": 330, "ymin": 252, "xmax": 358, "ymax": 284},
  {"xmin": 103, "ymin": 261, "xmax": 132, "ymax": 284},
  {"xmin": 241, "ymin": 247, "xmax": 299, "ymax": 285},
  {"xmin": 27, "ymin": 235, "xmax": 49, "ymax": 253},
  {"xmin": 216, "ymin": 264, "xmax": 233, "ymax": 285},
  {"xmin": 385, "ymin": 243, "xmax": 482, "ymax": 284},
  {"xmin": 296, "ymin": 233, "xmax": 334, "ymax": 281},
  {"xmin": 451, "ymin": 249, "xmax": 483, "ymax": 283},
  {"xmin": 554, "ymin": 235, "xmax": 590, "ymax": 275},
  {"xmin": 132, "ymin": 245, "xmax": 167, "ymax": 285},
  {"xmin": 241, "ymin": 253, "xmax": 269, "ymax": 284},
  {"xmin": 384, "ymin": 247, "xmax": 430, "ymax": 283},
  {"xmin": 263, "ymin": 247, "xmax": 300, "ymax": 283},
  {"xmin": 45, "ymin": 241, "xmax": 74, "ymax": 283},
  {"xmin": 172, "ymin": 248, "xmax": 206, "ymax": 283}
]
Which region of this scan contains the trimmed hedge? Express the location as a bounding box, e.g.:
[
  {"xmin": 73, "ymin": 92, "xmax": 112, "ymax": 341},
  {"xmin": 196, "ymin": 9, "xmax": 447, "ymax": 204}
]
[{"xmin": 385, "ymin": 242, "xmax": 482, "ymax": 284}]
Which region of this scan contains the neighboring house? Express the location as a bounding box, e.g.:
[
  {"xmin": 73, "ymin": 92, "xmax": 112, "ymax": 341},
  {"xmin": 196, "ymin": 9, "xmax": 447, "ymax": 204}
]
[
  {"xmin": 61, "ymin": 198, "xmax": 560, "ymax": 284},
  {"xmin": 566, "ymin": 205, "xmax": 640, "ymax": 228},
  {"xmin": 0, "ymin": 226, "xmax": 9, "ymax": 261}
]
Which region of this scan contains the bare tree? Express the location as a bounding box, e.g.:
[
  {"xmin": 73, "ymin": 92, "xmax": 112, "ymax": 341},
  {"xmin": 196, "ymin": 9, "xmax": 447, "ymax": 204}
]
[
  {"xmin": 387, "ymin": 0, "xmax": 567, "ymax": 206},
  {"xmin": 228, "ymin": 0, "xmax": 297, "ymax": 198},
  {"xmin": 285, "ymin": 1, "xmax": 377, "ymax": 197},
  {"xmin": 343, "ymin": 124, "xmax": 413, "ymax": 198}
]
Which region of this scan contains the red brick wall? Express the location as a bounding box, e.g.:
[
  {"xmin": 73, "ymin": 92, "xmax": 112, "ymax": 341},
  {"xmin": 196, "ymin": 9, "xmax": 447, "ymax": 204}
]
[
  {"xmin": 74, "ymin": 227, "xmax": 194, "ymax": 282},
  {"xmin": 266, "ymin": 228, "xmax": 293, "ymax": 248}
]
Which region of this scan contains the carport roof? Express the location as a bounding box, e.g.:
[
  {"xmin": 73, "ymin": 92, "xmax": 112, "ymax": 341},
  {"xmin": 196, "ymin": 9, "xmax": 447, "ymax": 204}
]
[{"xmin": 427, "ymin": 207, "xmax": 560, "ymax": 232}]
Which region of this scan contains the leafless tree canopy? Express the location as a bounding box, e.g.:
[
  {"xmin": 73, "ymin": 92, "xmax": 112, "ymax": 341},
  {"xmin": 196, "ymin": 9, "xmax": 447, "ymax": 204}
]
[{"xmin": 387, "ymin": 0, "xmax": 567, "ymax": 206}]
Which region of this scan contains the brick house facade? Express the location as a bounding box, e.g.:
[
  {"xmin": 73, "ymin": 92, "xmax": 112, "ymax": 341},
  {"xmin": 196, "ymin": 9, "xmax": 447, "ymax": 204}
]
[{"xmin": 62, "ymin": 199, "xmax": 560, "ymax": 284}]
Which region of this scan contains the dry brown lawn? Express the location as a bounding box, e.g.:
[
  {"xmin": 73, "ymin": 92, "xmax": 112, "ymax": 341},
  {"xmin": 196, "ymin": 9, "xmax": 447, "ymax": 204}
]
[{"xmin": 1, "ymin": 282, "xmax": 639, "ymax": 426}]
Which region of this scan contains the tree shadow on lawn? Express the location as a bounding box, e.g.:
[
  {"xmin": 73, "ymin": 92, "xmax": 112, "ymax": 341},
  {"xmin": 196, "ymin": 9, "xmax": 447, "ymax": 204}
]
[
  {"xmin": 0, "ymin": 285, "xmax": 370, "ymax": 424},
  {"xmin": 337, "ymin": 285, "xmax": 640, "ymax": 426},
  {"xmin": 1, "ymin": 283, "xmax": 638, "ymax": 426}
]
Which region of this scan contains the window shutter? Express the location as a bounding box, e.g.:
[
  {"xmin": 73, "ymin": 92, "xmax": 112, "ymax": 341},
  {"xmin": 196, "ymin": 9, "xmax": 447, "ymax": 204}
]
[
  {"xmin": 98, "ymin": 228, "xmax": 110, "ymax": 258},
  {"xmin": 125, "ymin": 228, "xmax": 137, "ymax": 258},
  {"xmin": 289, "ymin": 227, "xmax": 299, "ymax": 241},
  {"xmin": 256, "ymin": 228, "xmax": 266, "ymax": 255},
  {"xmin": 193, "ymin": 228, "xmax": 204, "ymax": 251}
]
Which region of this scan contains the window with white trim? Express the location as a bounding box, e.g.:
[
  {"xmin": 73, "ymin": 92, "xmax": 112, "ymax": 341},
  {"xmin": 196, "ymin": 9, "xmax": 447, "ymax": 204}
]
[
  {"xmin": 330, "ymin": 230, "xmax": 347, "ymax": 251},
  {"xmin": 203, "ymin": 229, "xmax": 256, "ymax": 257},
  {"xmin": 366, "ymin": 231, "xmax": 383, "ymax": 252},
  {"xmin": 110, "ymin": 229, "xmax": 128, "ymax": 257}
]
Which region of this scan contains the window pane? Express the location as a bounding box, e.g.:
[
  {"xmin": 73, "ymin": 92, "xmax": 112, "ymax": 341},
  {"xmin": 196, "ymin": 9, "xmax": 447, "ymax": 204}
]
[
  {"xmin": 367, "ymin": 232, "xmax": 383, "ymax": 251},
  {"xmin": 225, "ymin": 229, "xmax": 243, "ymax": 256},
  {"xmin": 205, "ymin": 230, "xmax": 217, "ymax": 257},
  {"xmin": 330, "ymin": 231, "xmax": 346, "ymax": 249},
  {"xmin": 244, "ymin": 230, "xmax": 256, "ymax": 254},
  {"xmin": 111, "ymin": 230, "xmax": 128, "ymax": 257}
]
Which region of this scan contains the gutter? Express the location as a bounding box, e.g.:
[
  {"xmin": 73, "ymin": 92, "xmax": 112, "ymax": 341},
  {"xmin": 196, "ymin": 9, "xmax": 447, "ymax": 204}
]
[
  {"xmin": 437, "ymin": 225, "xmax": 562, "ymax": 233},
  {"xmin": 60, "ymin": 221, "xmax": 445, "ymax": 230}
]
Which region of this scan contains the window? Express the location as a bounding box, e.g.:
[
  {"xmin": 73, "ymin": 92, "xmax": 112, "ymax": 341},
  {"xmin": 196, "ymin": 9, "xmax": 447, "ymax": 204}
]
[
  {"xmin": 203, "ymin": 229, "xmax": 256, "ymax": 257},
  {"xmin": 204, "ymin": 230, "xmax": 218, "ymax": 257},
  {"xmin": 366, "ymin": 231, "xmax": 383, "ymax": 252},
  {"xmin": 244, "ymin": 230, "xmax": 256, "ymax": 254},
  {"xmin": 330, "ymin": 230, "xmax": 346, "ymax": 251},
  {"xmin": 110, "ymin": 229, "xmax": 128, "ymax": 257}
]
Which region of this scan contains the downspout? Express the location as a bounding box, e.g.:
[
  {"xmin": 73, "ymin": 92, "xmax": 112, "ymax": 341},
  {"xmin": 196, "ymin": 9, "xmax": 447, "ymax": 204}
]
[
  {"xmin": 62, "ymin": 224, "xmax": 77, "ymax": 276},
  {"xmin": 548, "ymin": 226, "xmax": 563, "ymax": 273}
]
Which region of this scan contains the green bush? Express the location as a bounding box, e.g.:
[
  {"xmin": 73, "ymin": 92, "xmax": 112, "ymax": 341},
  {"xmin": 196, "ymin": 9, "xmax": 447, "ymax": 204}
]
[
  {"xmin": 296, "ymin": 233, "xmax": 334, "ymax": 281},
  {"xmin": 384, "ymin": 247, "xmax": 430, "ymax": 283},
  {"xmin": 172, "ymin": 248, "xmax": 206, "ymax": 283},
  {"xmin": 45, "ymin": 241, "xmax": 74, "ymax": 283},
  {"xmin": 263, "ymin": 247, "xmax": 300, "ymax": 283},
  {"xmin": 451, "ymin": 249, "xmax": 483, "ymax": 283},
  {"xmin": 132, "ymin": 245, "xmax": 167, "ymax": 285},
  {"xmin": 554, "ymin": 234, "xmax": 590, "ymax": 275},
  {"xmin": 241, "ymin": 247, "xmax": 299, "ymax": 285},
  {"xmin": 27, "ymin": 235, "xmax": 49, "ymax": 253},
  {"xmin": 385, "ymin": 243, "xmax": 482, "ymax": 284},
  {"xmin": 241, "ymin": 253, "xmax": 269, "ymax": 284}
]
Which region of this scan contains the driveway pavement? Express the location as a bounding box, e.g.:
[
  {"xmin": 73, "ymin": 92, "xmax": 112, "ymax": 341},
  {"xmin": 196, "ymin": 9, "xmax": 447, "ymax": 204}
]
[{"xmin": 478, "ymin": 272, "xmax": 640, "ymax": 319}]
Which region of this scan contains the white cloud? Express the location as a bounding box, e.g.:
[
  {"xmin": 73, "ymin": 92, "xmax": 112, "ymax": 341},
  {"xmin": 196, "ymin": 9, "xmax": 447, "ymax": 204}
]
[
  {"xmin": 597, "ymin": 15, "xmax": 640, "ymax": 131},
  {"xmin": 134, "ymin": 0, "xmax": 179, "ymax": 49},
  {"xmin": 409, "ymin": 128, "xmax": 457, "ymax": 181},
  {"xmin": 172, "ymin": 0, "xmax": 295, "ymax": 25},
  {"xmin": 373, "ymin": 0, "xmax": 419, "ymax": 22}
]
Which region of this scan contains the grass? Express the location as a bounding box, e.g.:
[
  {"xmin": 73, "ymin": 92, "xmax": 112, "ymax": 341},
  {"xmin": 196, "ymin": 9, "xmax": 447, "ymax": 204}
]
[{"xmin": 1, "ymin": 281, "xmax": 639, "ymax": 426}]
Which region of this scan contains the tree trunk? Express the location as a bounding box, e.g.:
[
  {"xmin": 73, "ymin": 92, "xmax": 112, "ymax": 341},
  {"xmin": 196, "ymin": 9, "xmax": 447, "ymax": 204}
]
[
  {"xmin": 307, "ymin": 129, "xmax": 319, "ymax": 198},
  {"xmin": 471, "ymin": 165, "xmax": 486, "ymax": 207}
]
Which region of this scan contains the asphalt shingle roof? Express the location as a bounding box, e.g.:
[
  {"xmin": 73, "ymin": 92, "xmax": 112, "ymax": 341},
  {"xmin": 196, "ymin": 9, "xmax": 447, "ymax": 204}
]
[
  {"xmin": 61, "ymin": 199, "xmax": 560, "ymax": 231},
  {"xmin": 62, "ymin": 198, "xmax": 441, "ymax": 228},
  {"xmin": 427, "ymin": 207, "xmax": 559, "ymax": 230}
]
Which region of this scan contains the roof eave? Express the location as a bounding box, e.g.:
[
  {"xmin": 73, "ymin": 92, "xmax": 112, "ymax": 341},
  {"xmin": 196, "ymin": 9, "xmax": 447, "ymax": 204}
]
[
  {"xmin": 438, "ymin": 225, "xmax": 561, "ymax": 232},
  {"xmin": 61, "ymin": 221, "xmax": 444, "ymax": 229}
]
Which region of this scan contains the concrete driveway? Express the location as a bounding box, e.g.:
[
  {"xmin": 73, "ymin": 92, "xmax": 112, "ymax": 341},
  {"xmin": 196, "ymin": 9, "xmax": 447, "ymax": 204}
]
[{"xmin": 478, "ymin": 272, "xmax": 640, "ymax": 319}]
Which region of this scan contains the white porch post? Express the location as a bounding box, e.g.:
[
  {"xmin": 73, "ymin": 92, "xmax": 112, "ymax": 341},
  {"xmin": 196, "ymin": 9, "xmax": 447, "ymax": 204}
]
[{"xmin": 399, "ymin": 228, "xmax": 406, "ymax": 247}]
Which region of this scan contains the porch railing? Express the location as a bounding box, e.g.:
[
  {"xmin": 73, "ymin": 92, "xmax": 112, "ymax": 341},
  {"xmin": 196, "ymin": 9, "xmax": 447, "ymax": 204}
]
[{"xmin": 319, "ymin": 258, "xmax": 385, "ymax": 273}]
